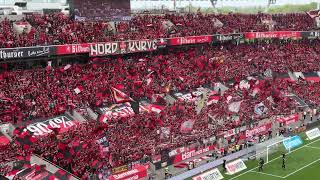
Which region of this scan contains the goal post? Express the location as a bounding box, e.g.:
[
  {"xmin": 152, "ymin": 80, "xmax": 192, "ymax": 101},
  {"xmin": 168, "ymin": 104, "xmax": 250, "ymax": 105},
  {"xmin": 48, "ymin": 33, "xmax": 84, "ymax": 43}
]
[{"xmin": 254, "ymin": 136, "xmax": 290, "ymax": 163}]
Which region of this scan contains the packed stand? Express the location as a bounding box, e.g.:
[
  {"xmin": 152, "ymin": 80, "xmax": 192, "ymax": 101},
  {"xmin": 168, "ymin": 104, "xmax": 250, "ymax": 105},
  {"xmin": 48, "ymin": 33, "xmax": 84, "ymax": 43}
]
[
  {"xmin": 0, "ymin": 12, "xmax": 316, "ymax": 48},
  {"xmin": 1, "ymin": 40, "xmax": 320, "ymax": 123},
  {"xmin": 1, "ymin": 40, "xmax": 320, "ymax": 178}
]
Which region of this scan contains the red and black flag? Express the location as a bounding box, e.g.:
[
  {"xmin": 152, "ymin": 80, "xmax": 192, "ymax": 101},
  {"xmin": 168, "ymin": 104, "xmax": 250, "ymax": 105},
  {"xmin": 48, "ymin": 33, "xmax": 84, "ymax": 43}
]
[
  {"xmin": 7, "ymin": 155, "xmax": 32, "ymax": 176},
  {"xmin": 48, "ymin": 169, "xmax": 72, "ymax": 180},
  {"xmin": 13, "ymin": 127, "xmax": 37, "ymax": 149},
  {"xmin": 111, "ymin": 87, "xmax": 134, "ymax": 103}
]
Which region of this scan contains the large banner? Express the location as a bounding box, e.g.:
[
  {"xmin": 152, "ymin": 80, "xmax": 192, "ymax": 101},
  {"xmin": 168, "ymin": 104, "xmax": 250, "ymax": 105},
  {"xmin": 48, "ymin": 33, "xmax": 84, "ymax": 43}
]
[
  {"xmin": 245, "ymin": 123, "xmax": 272, "ymax": 138},
  {"xmin": 167, "ymin": 35, "xmax": 213, "ymax": 46},
  {"xmin": 244, "ymin": 31, "xmax": 301, "ymax": 40},
  {"xmin": 23, "ymin": 114, "xmax": 77, "ymax": 136},
  {"xmin": 98, "ymin": 101, "xmax": 164, "ymax": 123},
  {"xmin": 70, "ymin": 0, "xmax": 131, "ymax": 21},
  {"xmin": 90, "ymin": 39, "xmax": 160, "ymax": 57},
  {"xmin": 173, "ymin": 145, "xmax": 215, "ymax": 164},
  {"xmin": 0, "ymin": 46, "xmax": 55, "ymax": 61},
  {"xmin": 276, "ymin": 114, "xmax": 299, "ymax": 126}
]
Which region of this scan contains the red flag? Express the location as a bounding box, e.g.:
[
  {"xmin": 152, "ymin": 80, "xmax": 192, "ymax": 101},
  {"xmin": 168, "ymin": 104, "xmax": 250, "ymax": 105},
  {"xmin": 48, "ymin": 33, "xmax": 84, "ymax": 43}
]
[
  {"xmin": 307, "ymin": 10, "xmax": 320, "ymax": 18},
  {"xmin": 111, "ymin": 87, "xmax": 133, "ymax": 103}
]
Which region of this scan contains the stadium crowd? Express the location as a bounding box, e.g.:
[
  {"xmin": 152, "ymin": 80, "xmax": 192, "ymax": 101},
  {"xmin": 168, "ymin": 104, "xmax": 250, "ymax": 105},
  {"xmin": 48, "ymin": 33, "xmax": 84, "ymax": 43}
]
[
  {"xmin": 0, "ymin": 11, "xmax": 320, "ymax": 178},
  {"xmin": 1, "ymin": 39, "xmax": 320, "ymax": 177},
  {"xmin": 0, "ymin": 12, "xmax": 315, "ymax": 48},
  {"xmin": 1, "ymin": 40, "xmax": 320, "ymax": 123}
]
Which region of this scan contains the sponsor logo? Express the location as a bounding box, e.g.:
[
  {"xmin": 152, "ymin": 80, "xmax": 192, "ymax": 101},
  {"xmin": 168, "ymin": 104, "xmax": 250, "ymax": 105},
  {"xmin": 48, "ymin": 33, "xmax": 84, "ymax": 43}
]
[
  {"xmin": 306, "ymin": 128, "xmax": 320, "ymax": 140},
  {"xmin": 0, "ymin": 50, "xmax": 24, "ymax": 59},
  {"xmin": 68, "ymin": 44, "xmax": 90, "ymax": 53},
  {"xmin": 113, "ymin": 169, "xmax": 139, "ymax": 179},
  {"xmin": 215, "ymin": 33, "xmax": 243, "ymax": 42},
  {"xmin": 283, "ymin": 135, "xmax": 303, "ymax": 150},
  {"xmin": 192, "ymin": 168, "xmax": 223, "ymax": 180},
  {"xmin": 245, "ymin": 31, "xmax": 301, "ymax": 40},
  {"xmin": 27, "ymin": 47, "xmax": 50, "ymax": 57},
  {"xmin": 112, "ymin": 165, "xmax": 129, "ymax": 175},
  {"xmin": 182, "ymin": 147, "xmax": 210, "ymax": 161},
  {"xmin": 169, "ymin": 36, "xmax": 212, "ymax": 46},
  {"xmin": 226, "ymin": 159, "xmax": 247, "ymax": 175},
  {"xmin": 0, "ymin": 46, "xmax": 52, "ymax": 60}
]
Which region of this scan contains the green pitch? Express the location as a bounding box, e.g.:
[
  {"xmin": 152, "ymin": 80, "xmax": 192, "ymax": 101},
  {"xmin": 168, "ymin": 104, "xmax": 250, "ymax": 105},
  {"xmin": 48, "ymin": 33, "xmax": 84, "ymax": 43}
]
[
  {"xmin": 191, "ymin": 132, "xmax": 320, "ymax": 180},
  {"xmin": 227, "ymin": 138, "xmax": 320, "ymax": 180}
]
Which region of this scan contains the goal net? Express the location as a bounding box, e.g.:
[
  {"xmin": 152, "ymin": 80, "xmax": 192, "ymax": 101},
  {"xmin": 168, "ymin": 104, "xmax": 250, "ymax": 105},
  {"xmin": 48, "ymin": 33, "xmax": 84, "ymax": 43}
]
[{"xmin": 254, "ymin": 136, "xmax": 289, "ymax": 163}]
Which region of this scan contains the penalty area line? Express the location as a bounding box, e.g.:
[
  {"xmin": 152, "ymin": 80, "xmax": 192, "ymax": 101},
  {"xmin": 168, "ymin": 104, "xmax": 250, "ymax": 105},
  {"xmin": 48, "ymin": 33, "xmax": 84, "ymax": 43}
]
[
  {"xmin": 282, "ymin": 158, "xmax": 320, "ymax": 179},
  {"xmin": 229, "ymin": 137, "xmax": 320, "ymax": 180},
  {"xmin": 251, "ymin": 170, "xmax": 284, "ymax": 179}
]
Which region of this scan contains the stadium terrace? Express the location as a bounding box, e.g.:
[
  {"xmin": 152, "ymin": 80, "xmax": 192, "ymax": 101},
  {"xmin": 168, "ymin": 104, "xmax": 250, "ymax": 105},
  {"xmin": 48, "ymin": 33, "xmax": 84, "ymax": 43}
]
[{"xmin": 0, "ymin": 1, "xmax": 320, "ymax": 180}]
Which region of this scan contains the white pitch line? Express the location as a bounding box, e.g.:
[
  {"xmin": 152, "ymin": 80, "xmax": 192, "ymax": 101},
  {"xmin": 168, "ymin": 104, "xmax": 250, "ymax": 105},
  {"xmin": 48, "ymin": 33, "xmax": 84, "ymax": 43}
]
[
  {"xmin": 251, "ymin": 171, "xmax": 284, "ymax": 179},
  {"xmin": 229, "ymin": 137, "xmax": 320, "ymax": 180},
  {"xmin": 305, "ymin": 145, "xmax": 320, "ymax": 150},
  {"xmin": 282, "ymin": 158, "xmax": 320, "ymax": 179}
]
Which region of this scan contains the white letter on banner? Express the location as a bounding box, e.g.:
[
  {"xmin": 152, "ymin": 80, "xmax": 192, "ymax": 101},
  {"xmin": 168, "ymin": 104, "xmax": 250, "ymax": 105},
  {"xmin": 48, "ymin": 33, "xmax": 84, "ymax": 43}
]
[
  {"xmin": 141, "ymin": 41, "xmax": 147, "ymax": 51},
  {"xmin": 37, "ymin": 122, "xmax": 52, "ymax": 134},
  {"xmin": 128, "ymin": 41, "xmax": 135, "ymax": 52},
  {"xmin": 152, "ymin": 40, "xmax": 157, "ymax": 50},
  {"xmin": 111, "ymin": 43, "xmax": 118, "ymax": 54},
  {"xmin": 90, "ymin": 44, "xmax": 98, "ymax": 56},
  {"xmin": 98, "ymin": 44, "xmax": 105, "ymax": 55},
  {"xmin": 27, "ymin": 125, "xmax": 43, "ymax": 136},
  {"xmin": 104, "ymin": 43, "xmax": 111, "ymax": 55}
]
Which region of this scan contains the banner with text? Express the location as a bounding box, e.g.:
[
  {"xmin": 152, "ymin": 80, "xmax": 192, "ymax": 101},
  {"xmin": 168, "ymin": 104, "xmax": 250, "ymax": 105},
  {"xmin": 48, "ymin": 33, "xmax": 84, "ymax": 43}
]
[
  {"xmin": 226, "ymin": 159, "xmax": 247, "ymax": 175},
  {"xmin": 0, "ymin": 46, "xmax": 55, "ymax": 61},
  {"xmin": 167, "ymin": 35, "xmax": 213, "ymax": 46},
  {"xmin": 173, "ymin": 145, "xmax": 215, "ymax": 164},
  {"xmin": 90, "ymin": 39, "xmax": 161, "ymax": 57},
  {"xmin": 276, "ymin": 114, "xmax": 299, "ymax": 126},
  {"xmin": 192, "ymin": 168, "xmax": 224, "ymax": 180},
  {"xmin": 245, "ymin": 123, "xmax": 272, "ymax": 138},
  {"xmin": 24, "ymin": 114, "xmax": 78, "ymax": 136},
  {"xmin": 244, "ymin": 31, "xmax": 301, "ymax": 40},
  {"xmin": 306, "ymin": 128, "xmax": 320, "ymax": 140},
  {"xmin": 109, "ymin": 165, "xmax": 147, "ymax": 180}
]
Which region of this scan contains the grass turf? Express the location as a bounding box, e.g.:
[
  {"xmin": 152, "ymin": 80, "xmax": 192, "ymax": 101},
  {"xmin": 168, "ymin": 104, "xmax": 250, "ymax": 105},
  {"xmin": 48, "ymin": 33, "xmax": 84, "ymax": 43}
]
[{"xmin": 189, "ymin": 132, "xmax": 320, "ymax": 180}]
